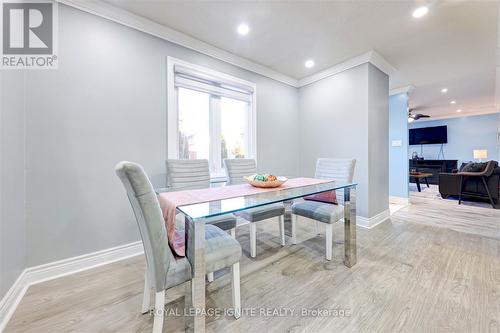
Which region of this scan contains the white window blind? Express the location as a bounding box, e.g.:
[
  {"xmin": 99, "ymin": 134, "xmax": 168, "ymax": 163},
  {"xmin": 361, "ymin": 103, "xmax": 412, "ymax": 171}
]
[
  {"xmin": 167, "ymin": 57, "xmax": 257, "ymax": 179},
  {"xmin": 174, "ymin": 64, "xmax": 254, "ymax": 103}
]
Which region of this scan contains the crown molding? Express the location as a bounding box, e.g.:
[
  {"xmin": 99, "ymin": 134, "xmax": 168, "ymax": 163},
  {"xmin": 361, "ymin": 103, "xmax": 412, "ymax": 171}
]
[
  {"xmin": 390, "ymin": 85, "xmax": 415, "ymax": 96},
  {"xmin": 57, "ymin": 1, "xmax": 398, "ymax": 89},
  {"xmin": 413, "ymin": 109, "xmax": 500, "ymax": 122},
  {"xmin": 57, "ymin": 0, "xmax": 299, "ymax": 87},
  {"xmin": 369, "ymin": 50, "xmax": 398, "ymax": 78},
  {"xmin": 297, "ymin": 50, "xmax": 397, "ymax": 87}
]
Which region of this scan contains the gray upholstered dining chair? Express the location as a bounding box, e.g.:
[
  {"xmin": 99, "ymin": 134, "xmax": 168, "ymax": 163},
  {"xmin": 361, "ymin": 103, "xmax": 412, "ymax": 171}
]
[
  {"xmin": 291, "ymin": 158, "xmax": 356, "ymax": 260},
  {"xmin": 224, "ymin": 158, "xmax": 286, "ymax": 258},
  {"xmin": 115, "ymin": 161, "xmax": 241, "ymax": 333},
  {"xmin": 166, "ymin": 159, "xmax": 237, "ymax": 282}
]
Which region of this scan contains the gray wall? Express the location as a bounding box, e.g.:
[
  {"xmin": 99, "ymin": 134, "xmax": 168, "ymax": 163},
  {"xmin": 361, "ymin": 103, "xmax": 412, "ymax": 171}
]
[
  {"xmin": 23, "ymin": 5, "xmax": 299, "ymax": 267},
  {"xmin": 0, "ymin": 71, "xmax": 26, "ymax": 297},
  {"xmin": 0, "ymin": 3, "xmax": 391, "ymax": 300},
  {"xmin": 367, "ymin": 64, "xmax": 389, "ymax": 216},
  {"xmin": 298, "ymin": 63, "xmax": 389, "ymax": 218}
]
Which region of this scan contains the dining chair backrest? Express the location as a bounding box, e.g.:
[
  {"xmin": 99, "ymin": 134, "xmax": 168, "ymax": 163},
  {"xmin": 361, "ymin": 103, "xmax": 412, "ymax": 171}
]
[
  {"xmin": 315, "ymin": 158, "xmax": 356, "ymax": 182},
  {"xmin": 315, "ymin": 158, "xmax": 356, "ymax": 204},
  {"xmin": 166, "ymin": 159, "xmax": 210, "ymax": 190},
  {"xmin": 115, "ymin": 161, "xmax": 172, "ymax": 293},
  {"xmin": 224, "ymin": 158, "xmax": 257, "ymax": 185}
]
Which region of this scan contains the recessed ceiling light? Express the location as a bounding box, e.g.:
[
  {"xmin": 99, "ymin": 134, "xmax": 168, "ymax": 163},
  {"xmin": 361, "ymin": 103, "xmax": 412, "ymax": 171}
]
[
  {"xmin": 412, "ymin": 6, "xmax": 429, "ymax": 18},
  {"xmin": 237, "ymin": 23, "xmax": 250, "ymax": 36},
  {"xmin": 441, "ymin": 88, "xmax": 448, "ymax": 93},
  {"xmin": 450, "ymin": 100, "xmax": 456, "ymax": 104},
  {"xmin": 457, "ymin": 109, "xmax": 462, "ymax": 113},
  {"xmin": 305, "ymin": 59, "xmax": 315, "ymax": 68}
]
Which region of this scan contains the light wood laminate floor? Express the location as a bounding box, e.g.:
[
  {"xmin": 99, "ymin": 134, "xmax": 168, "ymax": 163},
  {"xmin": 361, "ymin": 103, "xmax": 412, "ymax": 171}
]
[
  {"xmin": 409, "ymin": 183, "xmax": 493, "ymax": 209},
  {"xmin": 5, "ymin": 196, "xmax": 500, "ymax": 333}
]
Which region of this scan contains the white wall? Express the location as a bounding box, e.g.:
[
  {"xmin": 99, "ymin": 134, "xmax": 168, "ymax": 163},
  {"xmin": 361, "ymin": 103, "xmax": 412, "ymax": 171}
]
[
  {"xmin": 298, "ymin": 63, "xmax": 389, "ymax": 218},
  {"xmin": 21, "ymin": 5, "xmax": 299, "ymax": 267},
  {"xmin": 0, "ymin": 71, "xmax": 26, "ymax": 297}
]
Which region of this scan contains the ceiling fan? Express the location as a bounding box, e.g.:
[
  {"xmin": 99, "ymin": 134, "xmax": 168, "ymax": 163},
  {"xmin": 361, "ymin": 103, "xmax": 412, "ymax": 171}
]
[{"xmin": 408, "ymin": 108, "xmax": 430, "ymax": 123}]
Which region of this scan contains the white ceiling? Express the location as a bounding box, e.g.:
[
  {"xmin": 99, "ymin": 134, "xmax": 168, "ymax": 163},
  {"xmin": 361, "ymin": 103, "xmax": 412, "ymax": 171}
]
[{"xmin": 104, "ymin": 0, "xmax": 499, "ymax": 119}]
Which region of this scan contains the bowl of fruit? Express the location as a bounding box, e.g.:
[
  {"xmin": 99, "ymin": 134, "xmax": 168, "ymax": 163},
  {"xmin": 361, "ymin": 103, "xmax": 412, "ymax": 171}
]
[{"xmin": 244, "ymin": 174, "xmax": 288, "ymax": 188}]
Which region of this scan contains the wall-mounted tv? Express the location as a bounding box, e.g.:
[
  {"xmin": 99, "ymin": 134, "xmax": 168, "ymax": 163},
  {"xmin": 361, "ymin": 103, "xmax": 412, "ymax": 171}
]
[{"xmin": 409, "ymin": 125, "xmax": 448, "ymax": 145}]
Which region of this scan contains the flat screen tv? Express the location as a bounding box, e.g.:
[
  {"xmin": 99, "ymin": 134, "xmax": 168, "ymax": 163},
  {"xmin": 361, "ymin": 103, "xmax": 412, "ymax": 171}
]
[{"xmin": 409, "ymin": 125, "xmax": 447, "ymax": 145}]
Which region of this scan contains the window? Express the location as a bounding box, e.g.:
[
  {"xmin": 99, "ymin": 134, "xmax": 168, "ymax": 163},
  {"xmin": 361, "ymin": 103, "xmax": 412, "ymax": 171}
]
[{"xmin": 168, "ymin": 57, "xmax": 256, "ymax": 178}]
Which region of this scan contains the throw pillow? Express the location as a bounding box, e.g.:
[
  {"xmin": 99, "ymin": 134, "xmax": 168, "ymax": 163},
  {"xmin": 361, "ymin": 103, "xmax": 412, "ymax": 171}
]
[
  {"xmin": 458, "ymin": 163, "xmax": 470, "ymax": 172},
  {"xmin": 303, "ymin": 191, "xmax": 337, "ymax": 204},
  {"xmin": 461, "ymin": 162, "xmax": 485, "ymax": 173}
]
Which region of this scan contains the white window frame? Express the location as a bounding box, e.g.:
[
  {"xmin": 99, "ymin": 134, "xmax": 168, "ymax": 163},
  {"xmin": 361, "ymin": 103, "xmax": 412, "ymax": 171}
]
[{"xmin": 167, "ymin": 57, "xmax": 257, "ymax": 179}]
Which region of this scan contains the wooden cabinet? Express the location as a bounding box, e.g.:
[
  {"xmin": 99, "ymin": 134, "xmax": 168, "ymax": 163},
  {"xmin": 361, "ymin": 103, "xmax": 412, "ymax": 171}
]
[{"xmin": 409, "ymin": 159, "xmax": 458, "ymax": 185}]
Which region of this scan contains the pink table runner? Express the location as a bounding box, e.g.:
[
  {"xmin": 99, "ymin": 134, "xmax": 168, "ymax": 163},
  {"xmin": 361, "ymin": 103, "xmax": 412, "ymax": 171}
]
[{"xmin": 158, "ymin": 177, "xmax": 332, "ymax": 256}]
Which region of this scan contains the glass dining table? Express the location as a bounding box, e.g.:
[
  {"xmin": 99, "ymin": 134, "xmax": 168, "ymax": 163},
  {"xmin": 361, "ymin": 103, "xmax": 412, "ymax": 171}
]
[{"xmin": 156, "ymin": 180, "xmax": 357, "ymax": 332}]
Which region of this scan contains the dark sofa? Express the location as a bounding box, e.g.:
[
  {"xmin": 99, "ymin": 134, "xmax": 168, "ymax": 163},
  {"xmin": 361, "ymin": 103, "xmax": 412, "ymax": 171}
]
[{"xmin": 439, "ymin": 160, "xmax": 500, "ymax": 208}]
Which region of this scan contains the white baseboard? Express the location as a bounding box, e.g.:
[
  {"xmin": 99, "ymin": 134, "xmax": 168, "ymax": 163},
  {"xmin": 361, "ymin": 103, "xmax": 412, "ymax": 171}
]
[
  {"xmin": 356, "ymin": 209, "xmax": 391, "ymax": 229},
  {"xmin": 23, "ymin": 241, "xmax": 143, "ymax": 285},
  {"xmin": 0, "ymin": 241, "xmax": 143, "ymax": 332},
  {"xmin": 0, "ymin": 271, "xmax": 29, "ymax": 333},
  {"xmin": 389, "ymin": 196, "xmax": 409, "ymax": 205},
  {"xmin": 296, "ymin": 209, "xmax": 390, "ymax": 230}
]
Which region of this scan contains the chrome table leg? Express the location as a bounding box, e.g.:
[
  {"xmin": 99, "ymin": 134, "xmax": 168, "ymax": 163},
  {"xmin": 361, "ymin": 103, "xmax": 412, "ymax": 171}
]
[
  {"xmin": 343, "ymin": 187, "xmax": 357, "ymax": 267},
  {"xmin": 185, "ymin": 215, "xmax": 206, "ymax": 332}
]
